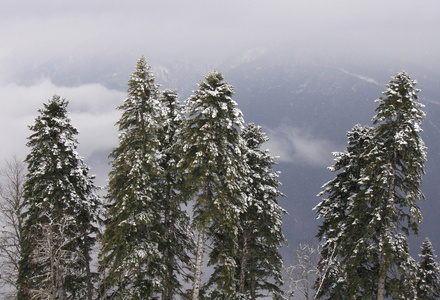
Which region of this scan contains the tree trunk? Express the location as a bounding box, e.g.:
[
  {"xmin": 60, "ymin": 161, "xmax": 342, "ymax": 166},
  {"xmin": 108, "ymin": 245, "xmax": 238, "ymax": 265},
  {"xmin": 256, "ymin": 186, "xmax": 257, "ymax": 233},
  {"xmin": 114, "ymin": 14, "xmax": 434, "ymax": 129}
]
[
  {"xmin": 377, "ymin": 252, "xmax": 386, "ymax": 300},
  {"xmin": 250, "ymin": 275, "xmax": 256, "ymax": 300},
  {"xmin": 377, "ymin": 149, "xmax": 397, "ymax": 300},
  {"xmin": 192, "ymin": 230, "xmax": 205, "ymax": 300},
  {"xmin": 162, "ymin": 186, "xmax": 171, "ymax": 300},
  {"xmin": 239, "ymin": 233, "xmax": 248, "ymax": 294},
  {"xmin": 162, "ymin": 191, "xmax": 175, "ymax": 300},
  {"xmin": 83, "ymin": 245, "xmax": 93, "ymax": 300},
  {"xmin": 165, "ymin": 255, "xmax": 176, "ymax": 300}
]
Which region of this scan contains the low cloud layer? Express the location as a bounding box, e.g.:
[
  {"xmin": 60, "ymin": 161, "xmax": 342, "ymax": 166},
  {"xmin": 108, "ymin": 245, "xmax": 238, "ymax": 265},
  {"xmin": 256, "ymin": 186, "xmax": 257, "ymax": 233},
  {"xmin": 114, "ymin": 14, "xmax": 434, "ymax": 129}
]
[
  {"xmin": 0, "ymin": 80, "xmax": 124, "ymax": 161},
  {"xmin": 265, "ymin": 126, "xmax": 336, "ymax": 167},
  {"xmin": 0, "ymin": 0, "xmax": 439, "ymax": 173}
]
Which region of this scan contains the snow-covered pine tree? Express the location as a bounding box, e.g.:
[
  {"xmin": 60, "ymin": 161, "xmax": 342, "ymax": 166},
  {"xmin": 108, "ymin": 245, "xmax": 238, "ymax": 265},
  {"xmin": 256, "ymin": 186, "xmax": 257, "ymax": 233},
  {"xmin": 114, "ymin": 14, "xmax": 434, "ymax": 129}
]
[
  {"xmin": 233, "ymin": 122, "xmax": 286, "ymax": 299},
  {"xmin": 18, "ymin": 95, "xmax": 101, "ymax": 300},
  {"xmin": 99, "ymin": 56, "xmax": 166, "ymax": 299},
  {"xmin": 314, "ymin": 124, "xmax": 377, "ymax": 299},
  {"xmin": 369, "ymin": 71, "xmax": 426, "ymax": 300},
  {"xmin": 178, "ymin": 71, "xmax": 247, "ymax": 299},
  {"xmin": 158, "ymin": 89, "xmax": 194, "ymax": 299},
  {"xmin": 416, "ymin": 237, "xmax": 440, "ymax": 299},
  {"xmin": 316, "ymin": 71, "xmax": 426, "ymax": 299}
]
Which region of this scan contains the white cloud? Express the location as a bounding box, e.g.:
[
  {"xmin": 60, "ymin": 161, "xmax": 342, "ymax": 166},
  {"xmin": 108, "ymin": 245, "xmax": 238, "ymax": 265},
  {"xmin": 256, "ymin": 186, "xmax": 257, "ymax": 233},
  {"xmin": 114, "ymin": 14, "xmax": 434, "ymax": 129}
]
[
  {"xmin": 265, "ymin": 125, "xmax": 335, "ymax": 167},
  {"xmin": 0, "ymin": 80, "xmax": 124, "ymax": 161}
]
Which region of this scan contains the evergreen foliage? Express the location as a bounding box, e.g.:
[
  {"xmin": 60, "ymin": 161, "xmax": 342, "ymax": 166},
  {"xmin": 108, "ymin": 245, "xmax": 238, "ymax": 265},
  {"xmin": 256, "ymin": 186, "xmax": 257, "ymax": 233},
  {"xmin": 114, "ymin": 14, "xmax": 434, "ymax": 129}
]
[
  {"xmin": 18, "ymin": 95, "xmax": 101, "ymax": 300},
  {"xmin": 157, "ymin": 89, "xmax": 194, "ymax": 299},
  {"xmin": 234, "ymin": 122, "xmax": 286, "ymax": 299},
  {"xmin": 370, "ymin": 71, "xmax": 425, "ymax": 299},
  {"xmin": 315, "ymin": 71, "xmax": 426, "ymax": 299},
  {"xmin": 416, "ymin": 237, "xmax": 440, "ymax": 299},
  {"xmin": 178, "ymin": 71, "xmax": 247, "ymax": 299},
  {"xmin": 315, "ymin": 124, "xmax": 376, "ymax": 299},
  {"xmin": 100, "ymin": 57, "xmax": 166, "ymax": 299}
]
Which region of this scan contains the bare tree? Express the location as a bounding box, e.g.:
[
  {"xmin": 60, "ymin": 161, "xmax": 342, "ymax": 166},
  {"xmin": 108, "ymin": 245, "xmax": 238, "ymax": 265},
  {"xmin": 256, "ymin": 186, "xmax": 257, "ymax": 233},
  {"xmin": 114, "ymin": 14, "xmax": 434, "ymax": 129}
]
[
  {"xmin": 0, "ymin": 156, "xmax": 26, "ymax": 299},
  {"xmin": 29, "ymin": 213, "xmax": 85, "ymax": 300},
  {"xmin": 285, "ymin": 242, "xmax": 321, "ymax": 300}
]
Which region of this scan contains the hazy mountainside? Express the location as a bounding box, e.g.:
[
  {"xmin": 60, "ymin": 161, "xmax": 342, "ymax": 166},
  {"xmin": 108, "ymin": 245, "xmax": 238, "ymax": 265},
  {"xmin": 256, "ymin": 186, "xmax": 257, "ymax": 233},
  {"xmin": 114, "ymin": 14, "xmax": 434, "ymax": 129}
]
[
  {"xmin": 61, "ymin": 50, "xmax": 440, "ymax": 263},
  {"xmin": 212, "ymin": 53, "xmax": 440, "ymax": 261}
]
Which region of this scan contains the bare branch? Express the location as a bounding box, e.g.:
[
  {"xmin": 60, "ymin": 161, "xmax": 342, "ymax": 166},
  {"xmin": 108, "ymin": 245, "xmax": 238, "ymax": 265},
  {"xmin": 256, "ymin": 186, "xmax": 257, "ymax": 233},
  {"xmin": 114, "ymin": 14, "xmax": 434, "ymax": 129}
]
[{"xmin": 0, "ymin": 156, "xmax": 26, "ymax": 299}]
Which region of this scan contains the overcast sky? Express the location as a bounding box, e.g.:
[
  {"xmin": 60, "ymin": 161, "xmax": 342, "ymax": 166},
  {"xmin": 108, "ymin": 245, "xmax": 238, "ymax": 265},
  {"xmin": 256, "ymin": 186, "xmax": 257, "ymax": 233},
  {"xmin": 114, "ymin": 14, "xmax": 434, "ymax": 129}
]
[{"xmin": 0, "ymin": 0, "xmax": 439, "ymax": 178}]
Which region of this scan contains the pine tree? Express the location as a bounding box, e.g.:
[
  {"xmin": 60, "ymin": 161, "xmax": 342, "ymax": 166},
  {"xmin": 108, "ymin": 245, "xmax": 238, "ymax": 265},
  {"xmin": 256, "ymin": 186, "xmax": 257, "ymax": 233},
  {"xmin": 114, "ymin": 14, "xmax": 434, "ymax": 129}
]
[
  {"xmin": 416, "ymin": 237, "xmax": 440, "ymax": 299},
  {"xmin": 99, "ymin": 57, "xmax": 166, "ymax": 299},
  {"xmin": 158, "ymin": 89, "xmax": 194, "ymax": 299},
  {"xmin": 315, "ymin": 71, "xmax": 426, "ymax": 299},
  {"xmin": 370, "ymin": 71, "xmax": 425, "ymax": 299},
  {"xmin": 178, "ymin": 71, "xmax": 247, "ymax": 299},
  {"xmin": 234, "ymin": 122, "xmax": 286, "ymax": 299},
  {"xmin": 314, "ymin": 124, "xmax": 376, "ymax": 299},
  {"xmin": 18, "ymin": 95, "xmax": 101, "ymax": 300}
]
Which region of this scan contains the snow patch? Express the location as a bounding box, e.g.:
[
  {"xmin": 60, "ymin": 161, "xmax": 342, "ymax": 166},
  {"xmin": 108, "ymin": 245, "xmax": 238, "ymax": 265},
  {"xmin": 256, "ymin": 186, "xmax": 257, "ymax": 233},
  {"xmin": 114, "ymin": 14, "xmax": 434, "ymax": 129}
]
[{"xmin": 339, "ymin": 68, "xmax": 381, "ymax": 86}]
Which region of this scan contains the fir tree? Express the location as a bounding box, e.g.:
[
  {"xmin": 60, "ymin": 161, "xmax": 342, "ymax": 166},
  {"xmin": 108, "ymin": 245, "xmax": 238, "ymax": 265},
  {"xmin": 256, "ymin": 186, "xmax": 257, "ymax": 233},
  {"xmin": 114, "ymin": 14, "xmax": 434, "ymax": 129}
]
[
  {"xmin": 314, "ymin": 124, "xmax": 376, "ymax": 299},
  {"xmin": 234, "ymin": 122, "xmax": 286, "ymax": 299},
  {"xmin": 18, "ymin": 95, "xmax": 101, "ymax": 300},
  {"xmin": 99, "ymin": 56, "xmax": 166, "ymax": 299},
  {"xmin": 370, "ymin": 71, "xmax": 425, "ymax": 299},
  {"xmin": 315, "ymin": 71, "xmax": 426, "ymax": 299},
  {"xmin": 158, "ymin": 89, "xmax": 194, "ymax": 299},
  {"xmin": 178, "ymin": 71, "xmax": 247, "ymax": 299},
  {"xmin": 416, "ymin": 237, "xmax": 440, "ymax": 299}
]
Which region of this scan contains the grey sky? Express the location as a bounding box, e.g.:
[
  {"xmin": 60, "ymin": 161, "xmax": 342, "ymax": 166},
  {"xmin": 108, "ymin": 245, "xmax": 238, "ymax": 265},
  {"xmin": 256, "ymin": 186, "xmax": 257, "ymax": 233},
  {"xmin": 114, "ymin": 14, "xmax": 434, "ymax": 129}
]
[
  {"xmin": 0, "ymin": 0, "xmax": 439, "ymax": 171},
  {"xmin": 1, "ymin": 1, "xmax": 439, "ymax": 74}
]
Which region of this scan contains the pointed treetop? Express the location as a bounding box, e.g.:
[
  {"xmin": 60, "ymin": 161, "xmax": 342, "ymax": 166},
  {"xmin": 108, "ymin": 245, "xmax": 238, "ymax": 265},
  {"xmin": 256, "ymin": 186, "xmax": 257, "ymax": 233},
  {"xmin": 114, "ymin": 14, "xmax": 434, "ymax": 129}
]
[
  {"xmin": 242, "ymin": 122, "xmax": 268, "ymax": 149},
  {"xmin": 203, "ymin": 70, "xmax": 228, "ymax": 87},
  {"xmin": 125, "ymin": 56, "xmax": 159, "ymax": 102},
  {"xmin": 417, "ymin": 237, "xmax": 440, "ymax": 299},
  {"xmin": 373, "ymin": 70, "xmax": 425, "ymax": 125},
  {"xmin": 33, "ymin": 94, "xmax": 71, "ymax": 126},
  {"xmin": 420, "ymin": 237, "xmax": 437, "ymax": 259},
  {"xmin": 42, "ymin": 94, "xmax": 69, "ymax": 114},
  {"xmin": 184, "ymin": 70, "xmax": 244, "ymax": 133},
  {"xmin": 132, "ymin": 55, "xmax": 156, "ymax": 82},
  {"xmin": 196, "ymin": 70, "xmax": 236, "ymax": 99},
  {"xmin": 27, "ymin": 94, "xmax": 78, "ymax": 148}
]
